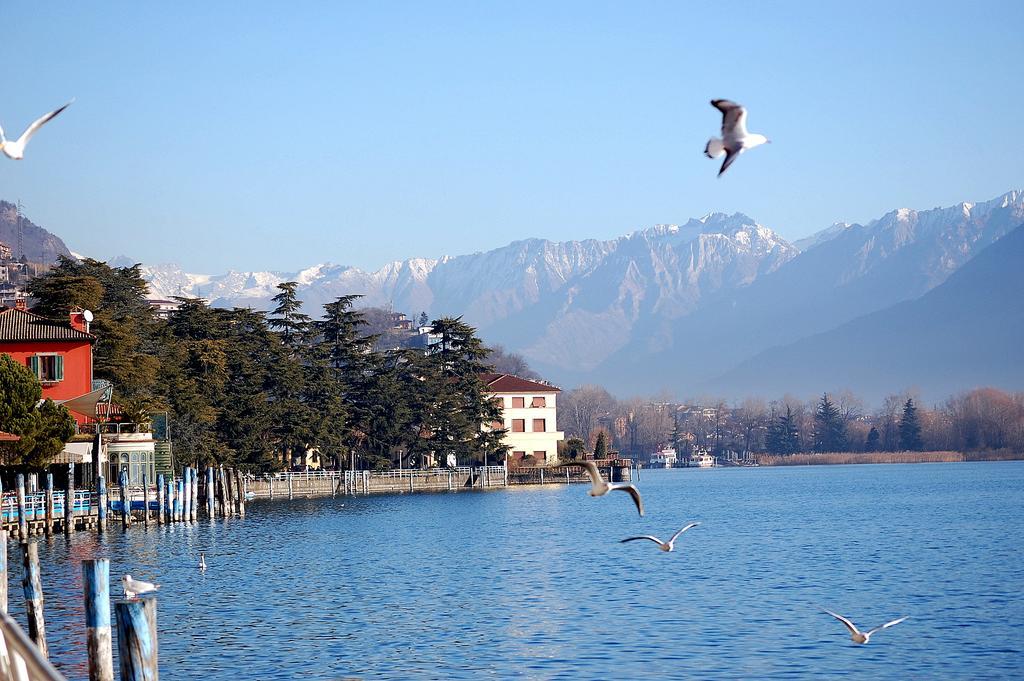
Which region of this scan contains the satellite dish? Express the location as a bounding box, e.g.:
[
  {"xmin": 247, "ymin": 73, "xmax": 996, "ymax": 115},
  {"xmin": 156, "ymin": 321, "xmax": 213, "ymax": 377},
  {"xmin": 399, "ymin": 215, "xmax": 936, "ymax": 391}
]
[{"xmin": 82, "ymin": 310, "xmax": 94, "ymax": 322}]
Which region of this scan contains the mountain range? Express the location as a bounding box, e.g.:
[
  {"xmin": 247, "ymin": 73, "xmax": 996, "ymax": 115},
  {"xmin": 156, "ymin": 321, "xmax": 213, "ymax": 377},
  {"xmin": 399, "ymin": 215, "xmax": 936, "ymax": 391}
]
[
  {"xmin": 0, "ymin": 201, "xmax": 72, "ymax": 263},
  {"xmin": 15, "ymin": 189, "xmax": 1024, "ymax": 403}
]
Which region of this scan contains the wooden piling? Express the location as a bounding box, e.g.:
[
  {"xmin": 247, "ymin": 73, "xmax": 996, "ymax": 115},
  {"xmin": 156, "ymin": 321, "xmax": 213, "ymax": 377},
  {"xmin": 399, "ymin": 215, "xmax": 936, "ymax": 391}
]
[
  {"xmin": 216, "ymin": 467, "xmax": 227, "ymax": 517},
  {"xmin": 362, "ymin": 471, "xmax": 369, "ymax": 495},
  {"xmin": 409, "ymin": 472, "xmax": 414, "ymax": 493},
  {"xmin": 83, "ymin": 558, "xmax": 114, "ymax": 681},
  {"xmin": 119, "ymin": 469, "xmax": 131, "ymax": 529},
  {"xmin": 269, "ymin": 476, "xmax": 275, "ymax": 500},
  {"xmin": 156, "ymin": 474, "xmax": 165, "ymax": 526},
  {"xmin": 165, "ymin": 477, "xmax": 174, "ymax": 524},
  {"xmin": 234, "ymin": 469, "xmax": 245, "ymax": 518},
  {"xmin": 566, "ymin": 468, "xmax": 569, "ymax": 485},
  {"xmin": 448, "ymin": 471, "xmax": 453, "ymax": 491},
  {"xmin": 21, "ymin": 541, "xmax": 48, "ymax": 659},
  {"xmin": 16, "ymin": 474, "xmax": 27, "ymax": 542},
  {"xmin": 181, "ymin": 469, "xmax": 191, "ymax": 522},
  {"xmin": 190, "ymin": 468, "xmax": 199, "ymax": 521},
  {"xmin": 115, "ymin": 598, "xmax": 158, "ymax": 681},
  {"xmin": 142, "ymin": 474, "xmax": 150, "ymax": 526},
  {"xmin": 177, "ymin": 478, "xmax": 185, "ymax": 522},
  {"xmin": 65, "ymin": 463, "xmax": 76, "ymax": 535},
  {"xmin": 206, "ymin": 468, "xmax": 215, "ymax": 517},
  {"xmin": 0, "ymin": 529, "xmax": 7, "ymax": 612},
  {"xmin": 97, "ymin": 475, "xmax": 108, "ymax": 533},
  {"xmin": 44, "ymin": 474, "xmax": 54, "ymax": 536},
  {"xmin": 539, "ymin": 468, "xmax": 545, "ymax": 485}
]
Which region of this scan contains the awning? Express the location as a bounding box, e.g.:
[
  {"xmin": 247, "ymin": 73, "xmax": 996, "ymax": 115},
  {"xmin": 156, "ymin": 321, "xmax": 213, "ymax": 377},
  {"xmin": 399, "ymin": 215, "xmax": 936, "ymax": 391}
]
[{"xmin": 57, "ymin": 382, "xmax": 112, "ymax": 417}]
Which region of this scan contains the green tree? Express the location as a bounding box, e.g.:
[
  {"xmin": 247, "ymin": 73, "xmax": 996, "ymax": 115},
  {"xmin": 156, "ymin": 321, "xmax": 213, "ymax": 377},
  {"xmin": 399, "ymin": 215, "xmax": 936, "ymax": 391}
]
[
  {"xmin": 865, "ymin": 426, "xmax": 880, "ymax": 452},
  {"xmin": 422, "ymin": 317, "xmax": 506, "ymax": 466},
  {"xmin": 28, "ymin": 257, "xmax": 160, "ymax": 408},
  {"xmin": 594, "ymin": 431, "xmax": 608, "ymax": 459},
  {"xmin": 767, "ymin": 406, "xmax": 801, "ymax": 455},
  {"xmin": 813, "ymin": 393, "xmax": 847, "ymax": 452},
  {"xmin": 561, "ymin": 437, "xmax": 587, "ymax": 461},
  {"xmin": 899, "ymin": 398, "xmax": 923, "ymax": 451},
  {"xmin": 0, "ymin": 355, "xmax": 75, "ymax": 468}
]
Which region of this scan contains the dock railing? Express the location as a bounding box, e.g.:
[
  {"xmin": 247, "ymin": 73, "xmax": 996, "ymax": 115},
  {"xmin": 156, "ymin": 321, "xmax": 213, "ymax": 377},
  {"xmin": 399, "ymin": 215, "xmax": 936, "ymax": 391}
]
[{"xmin": 0, "ymin": 610, "xmax": 66, "ymax": 681}]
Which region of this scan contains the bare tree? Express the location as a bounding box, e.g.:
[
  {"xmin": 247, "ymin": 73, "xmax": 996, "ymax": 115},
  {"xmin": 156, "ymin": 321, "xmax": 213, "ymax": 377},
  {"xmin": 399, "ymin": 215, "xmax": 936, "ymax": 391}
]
[{"xmin": 558, "ymin": 385, "xmax": 616, "ymax": 441}]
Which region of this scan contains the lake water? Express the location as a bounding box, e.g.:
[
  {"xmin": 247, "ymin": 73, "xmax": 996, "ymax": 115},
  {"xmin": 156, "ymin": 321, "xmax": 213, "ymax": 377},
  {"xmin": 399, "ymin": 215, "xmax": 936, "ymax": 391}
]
[{"xmin": 10, "ymin": 462, "xmax": 1024, "ymax": 679}]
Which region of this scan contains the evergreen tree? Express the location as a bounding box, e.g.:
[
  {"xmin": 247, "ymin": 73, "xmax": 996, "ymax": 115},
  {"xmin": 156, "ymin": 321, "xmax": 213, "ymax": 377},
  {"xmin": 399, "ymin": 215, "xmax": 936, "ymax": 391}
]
[
  {"xmin": 594, "ymin": 431, "xmax": 608, "ymax": 459},
  {"xmin": 767, "ymin": 406, "xmax": 801, "ymax": 455},
  {"xmin": 0, "ymin": 355, "xmax": 75, "ymax": 468},
  {"xmin": 813, "ymin": 393, "xmax": 846, "ymax": 452},
  {"xmin": 898, "ymin": 398, "xmax": 923, "ymax": 451},
  {"xmin": 422, "ymin": 317, "xmax": 506, "ymax": 466},
  {"xmin": 418, "ymin": 311, "xmax": 429, "ymax": 327},
  {"xmin": 28, "ymin": 257, "xmax": 160, "ymax": 409},
  {"xmin": 865, "ymin": 426, "xmax": 880, "ymax": 452},
  {"xmin": 561, "ymin": 437, "xmax": 587, "ymax": 460},
  {"xmin": 267, "ymin": 282, "xmax": 311, "ymax": 349}
]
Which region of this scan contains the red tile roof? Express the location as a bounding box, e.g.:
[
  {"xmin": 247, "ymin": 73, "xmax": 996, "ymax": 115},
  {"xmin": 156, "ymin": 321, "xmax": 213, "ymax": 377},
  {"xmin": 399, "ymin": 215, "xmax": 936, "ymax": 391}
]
[
  {"xmin": 481, "ymin": 372, "xmax": 561, "ymax": 393},
  {"xmin": 0, "ymin": 430, "xmax": 20, "ymax": 442},
  {"xmin": 0, "ymin": 308, "xmax": 95, "ymax": 343}
]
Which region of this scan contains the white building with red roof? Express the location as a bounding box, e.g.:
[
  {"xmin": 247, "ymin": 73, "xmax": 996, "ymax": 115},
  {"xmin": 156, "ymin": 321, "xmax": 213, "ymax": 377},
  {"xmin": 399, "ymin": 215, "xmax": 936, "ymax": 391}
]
[{"xmin": 482, "ymin": 373, "xmax": 565, "ymax": 466}]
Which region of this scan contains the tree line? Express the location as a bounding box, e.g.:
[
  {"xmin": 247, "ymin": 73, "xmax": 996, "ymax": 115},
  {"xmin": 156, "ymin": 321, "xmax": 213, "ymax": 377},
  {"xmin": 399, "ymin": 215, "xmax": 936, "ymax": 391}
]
[
  {"xmin": 22, "ymin": 257, "xmax": 508, "ymax": 471},
  {"xmin": 557, "ymin": 385, "xmax": 1024, "ymax": 460}
]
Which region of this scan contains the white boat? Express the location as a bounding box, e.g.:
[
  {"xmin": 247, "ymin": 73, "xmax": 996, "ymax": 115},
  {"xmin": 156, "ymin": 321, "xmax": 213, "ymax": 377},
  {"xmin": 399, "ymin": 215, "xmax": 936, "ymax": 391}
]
[
  {"xmin": 649, "ymin": 447, "xmax": 678, "ymax": 469},
  {"xmin": 689, "ymin": 449, "xmax": 716, "ymax": 468}
]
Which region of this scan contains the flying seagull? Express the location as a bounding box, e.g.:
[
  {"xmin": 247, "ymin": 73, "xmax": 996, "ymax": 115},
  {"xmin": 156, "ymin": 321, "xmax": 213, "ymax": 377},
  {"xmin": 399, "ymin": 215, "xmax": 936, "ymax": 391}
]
[
  {"xmin": 620, "ymin": 522, "xmax": 700, "ymax": 552},
  {"xmin": 0, "ymin": 101, "xmax": 73, "ymax": 160},
  {"xmin": 555, "ymin": 461, "xmax": 644, "ymax": 516},
  {"xmin": 199, "ymin": 553, "xmax": 207, "ymax": 571},
  {"xmin": 823, "ymin": 610, "xmax": 908, "ymax": 645},
  {"xmin": 122, "ymin": 574, "xmax": 160, "ymax": 600},
  {"xmin": 704, "ymin": 99, "xmax": 769, "ymax": 176}
]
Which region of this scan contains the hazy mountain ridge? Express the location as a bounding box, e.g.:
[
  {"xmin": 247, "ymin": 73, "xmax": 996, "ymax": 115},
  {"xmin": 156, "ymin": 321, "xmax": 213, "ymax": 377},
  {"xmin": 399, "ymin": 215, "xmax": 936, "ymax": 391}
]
[{"xmin": 59, "ymin": 188, "xmax": 1024, "ymax": 399}]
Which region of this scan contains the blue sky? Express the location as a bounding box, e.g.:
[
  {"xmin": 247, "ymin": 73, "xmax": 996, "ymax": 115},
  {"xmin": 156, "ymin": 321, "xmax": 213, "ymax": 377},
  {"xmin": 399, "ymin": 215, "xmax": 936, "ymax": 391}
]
[{"xmin": 1, "ymin": 2, "xmax": 1021, "ymax": 272}]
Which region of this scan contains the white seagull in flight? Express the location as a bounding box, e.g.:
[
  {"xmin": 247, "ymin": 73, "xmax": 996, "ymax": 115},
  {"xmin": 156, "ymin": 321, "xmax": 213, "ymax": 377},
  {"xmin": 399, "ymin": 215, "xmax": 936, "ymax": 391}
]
[
  {"xmin": 704, "ymin": 99, "xmax": 769, "ymax": 176},
  {"xmin": 823, "ymin": 610, "xmax": 908, "ymax": 645},
  {"xmin": 556, "ymin": 461, "xmax": 644, "ymax": 516},
  {"xmin": 122, "ymin": 574, "xmax": 160, "ymax": 600},
  {"xmin": 621, "ymin": 522, "xmax": 700, "ymax": 552},
  {"xmin": 0, "ymin": 101, "xmax": 73, "ymax": 160}
]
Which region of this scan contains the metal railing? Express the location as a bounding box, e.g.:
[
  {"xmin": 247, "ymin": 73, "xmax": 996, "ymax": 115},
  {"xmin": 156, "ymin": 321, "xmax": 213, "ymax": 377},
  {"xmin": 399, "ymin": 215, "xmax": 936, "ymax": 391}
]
[{"xmin": 0, "ymin": 610, "xmax": 65, "ymax": 680}]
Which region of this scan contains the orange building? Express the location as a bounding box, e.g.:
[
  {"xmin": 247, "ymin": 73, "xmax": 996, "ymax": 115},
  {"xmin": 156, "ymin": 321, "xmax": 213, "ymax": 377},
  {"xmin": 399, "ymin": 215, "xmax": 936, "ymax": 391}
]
[{"xmin": 0, "ymin": 308, "xmax": 96, "ymax": 423}]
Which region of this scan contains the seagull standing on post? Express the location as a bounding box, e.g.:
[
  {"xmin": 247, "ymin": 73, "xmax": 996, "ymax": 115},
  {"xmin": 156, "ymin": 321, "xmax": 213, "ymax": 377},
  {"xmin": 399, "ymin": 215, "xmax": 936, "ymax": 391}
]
[
  {"xmin": 0, "ymin": 101, "xmax": 73, "ymax": 160},
  {"xmin": 122, "ymin": 574, "xmax": 160, "ymax": 600},
  {"xmin": 704, "ymin": 99, "xmax": 769, "ymax": 176},
  {"xmin": 823, "ymin": 610, "xmax": 908, "ymax": 645},
  {"xmin": 554, "ymin": 460, "xmax": 644, "ymax": 516}
]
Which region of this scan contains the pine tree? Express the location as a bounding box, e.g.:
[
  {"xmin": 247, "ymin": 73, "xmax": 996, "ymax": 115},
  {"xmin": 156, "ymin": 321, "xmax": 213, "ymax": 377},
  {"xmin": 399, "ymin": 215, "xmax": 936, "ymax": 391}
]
[
  {"xmin": 594, "ymin": 431, "xmax": 608, "ymax": 459},
  {"xmin": 814, "ymin": 393, "xmax": 847, "ymax": 452},
  {"xmin": 898, "ymin": 398, "xmax": 923, "ymax": 451},
  {"xmin": 418, "ymin": 311, "xmax": 429, "ymax": 327},
  {"xmin": 421, "ymin": 317, "xmax": 506, "ymax": 466},
  {"xmin": 767, "ymin": 406, "xmax": 801, "ymax": 455},
  {"xmin": 865, "ymin": 426, "xmax": 880, "ymax": 452},
  {"xmin": 0, "ymin": 355, "xmax": 75, "ymax": 468}
]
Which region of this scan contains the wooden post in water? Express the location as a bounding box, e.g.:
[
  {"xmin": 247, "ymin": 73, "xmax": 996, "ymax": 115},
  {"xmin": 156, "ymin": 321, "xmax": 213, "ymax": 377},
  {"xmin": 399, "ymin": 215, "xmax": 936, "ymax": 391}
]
[
  {"xmin": 447, "ymin": 471, "xmax": 453, "ymax": 491},
  {"xmin": 234, "ymin": 469, "xmax": 245, "ymax": 518},
  {"xmin": 21, "ymin": 541, "xmax": 48, "ymax": 659},
  {"xmin": 269, "ymin": 476, "xmax": 275, "ymax": 500},
  {"xmin": 363, "ymin": 470, "xmax": 369, "ymax": 495},
  {"xmin": 217, "ymin": 467, "xmax": 227, "ymax": 517},
  {"xmin": 141, "ymin": 474, "xmax": 150, "ymax": 526},
  {"xmin": 0, "ymin": 529, "xmax": 7, "ymax": 612},
  {"xmin": 409, "ymin": 472, "xmax": 414, "ymax": 494},
  {"xmin": 165, "ymin": 477, "xmax": 174, "ymax": 524},
  {"xmin": 65, "ymin": 462, "xmax": 76, "ymax": 535},
  {"xmin": 181, "ymin": 469, "xmax": 191, "ymax": 522},
  {"xmin": 115, "ymin": 598, "xmax": 158, "ymax": 681},
  {"xmin": 206, "ymin": 468, "xmax": 215, "ymax": 518},
  {"xmin": 82, "ymin": 558, "xmax": 114, "ymax": 681},
  {"xmin": 287, "ymin": 474, "xmax": 293, "ymax": 500},
  {"xmin": 16, "ymin": 474, "xmax": 27, "ymax": 541},
  {"xmin": 44, "ymin": 473, "xmax": 54, "ymax": 536},
  {"xmin": 119, "ymin": 469, "xmax": 131, "ymax": 529},
  {"xmin": 565, "ymin": 467, "xmax": 569, "ymax": 485},
  {"xmin": 97, "ymin": 475, "xmax": 108, "ymax": 533},
  {"xmin": 177, "ymin": 478, "xmax": 185, "ymax": 522},
  {"xmin": 156, "ymin": 474, "xmax": 165, "ymax": 526},
  {"xmin": 223, "ymin": 469, "xmax": 233, "ymax": 517},
  {"xmin": 190, "ymin": 468, "xmax": 199, "ymax": 521}
]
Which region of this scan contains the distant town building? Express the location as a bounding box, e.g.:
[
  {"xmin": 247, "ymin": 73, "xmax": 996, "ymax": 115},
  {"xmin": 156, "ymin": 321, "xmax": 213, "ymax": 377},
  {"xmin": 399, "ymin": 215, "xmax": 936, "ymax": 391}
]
[
  {"xmin": 147, "ymin": 298, "xmax": 181, "ymax": 320},
  {"xmin": 0, "ymin": 241, "xmax": 11, "ymax": 260},
  {"xmin": 482, "ymin": 373, "xmax": 564, "ymax": 466}
]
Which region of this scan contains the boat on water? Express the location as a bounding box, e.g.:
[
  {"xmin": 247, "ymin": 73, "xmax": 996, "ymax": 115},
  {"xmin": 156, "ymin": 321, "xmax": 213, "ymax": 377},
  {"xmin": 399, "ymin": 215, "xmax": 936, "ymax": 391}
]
[{"xmin": 688, "ymin": 449, "xmax": 716, "ymax": 468}]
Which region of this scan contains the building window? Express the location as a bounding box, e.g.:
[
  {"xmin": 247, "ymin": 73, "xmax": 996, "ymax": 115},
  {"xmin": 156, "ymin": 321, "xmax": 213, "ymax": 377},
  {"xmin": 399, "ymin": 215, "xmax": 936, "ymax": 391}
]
[
  {"xmin": 531, "ymin": 396, "xmax": 546, "ymax": 407},
  {"xmin": 512, "ymin": 419, "xmax": 525, "ymax": 433},
  {"xmin": 28, "ymin": 354, "xmax": 64, "ymax": 383},
  {"xmin": 532, "ymin": 418, "xmax": 546, "ymax": 432},
  {"xmin": 492, "ymin": 396, "xmax": 505, "ymax": 409},
  {"xmin": 490, "ymin": 420, "xmax": 503, "ymax": 430},
  {"xmin": 110, "ymin": 450, "xmax": 156, "ymax": 485},
  {"xmin": 512, "ymin": 397, "xmax": 525, "ymax": 408},
  {"xmin": 512, "ymin": 451, "xmax": 526, "ymax": 463},
  {"xmin": 534, "ymin": 450, "xmax": 547, "ymax": 463}
]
